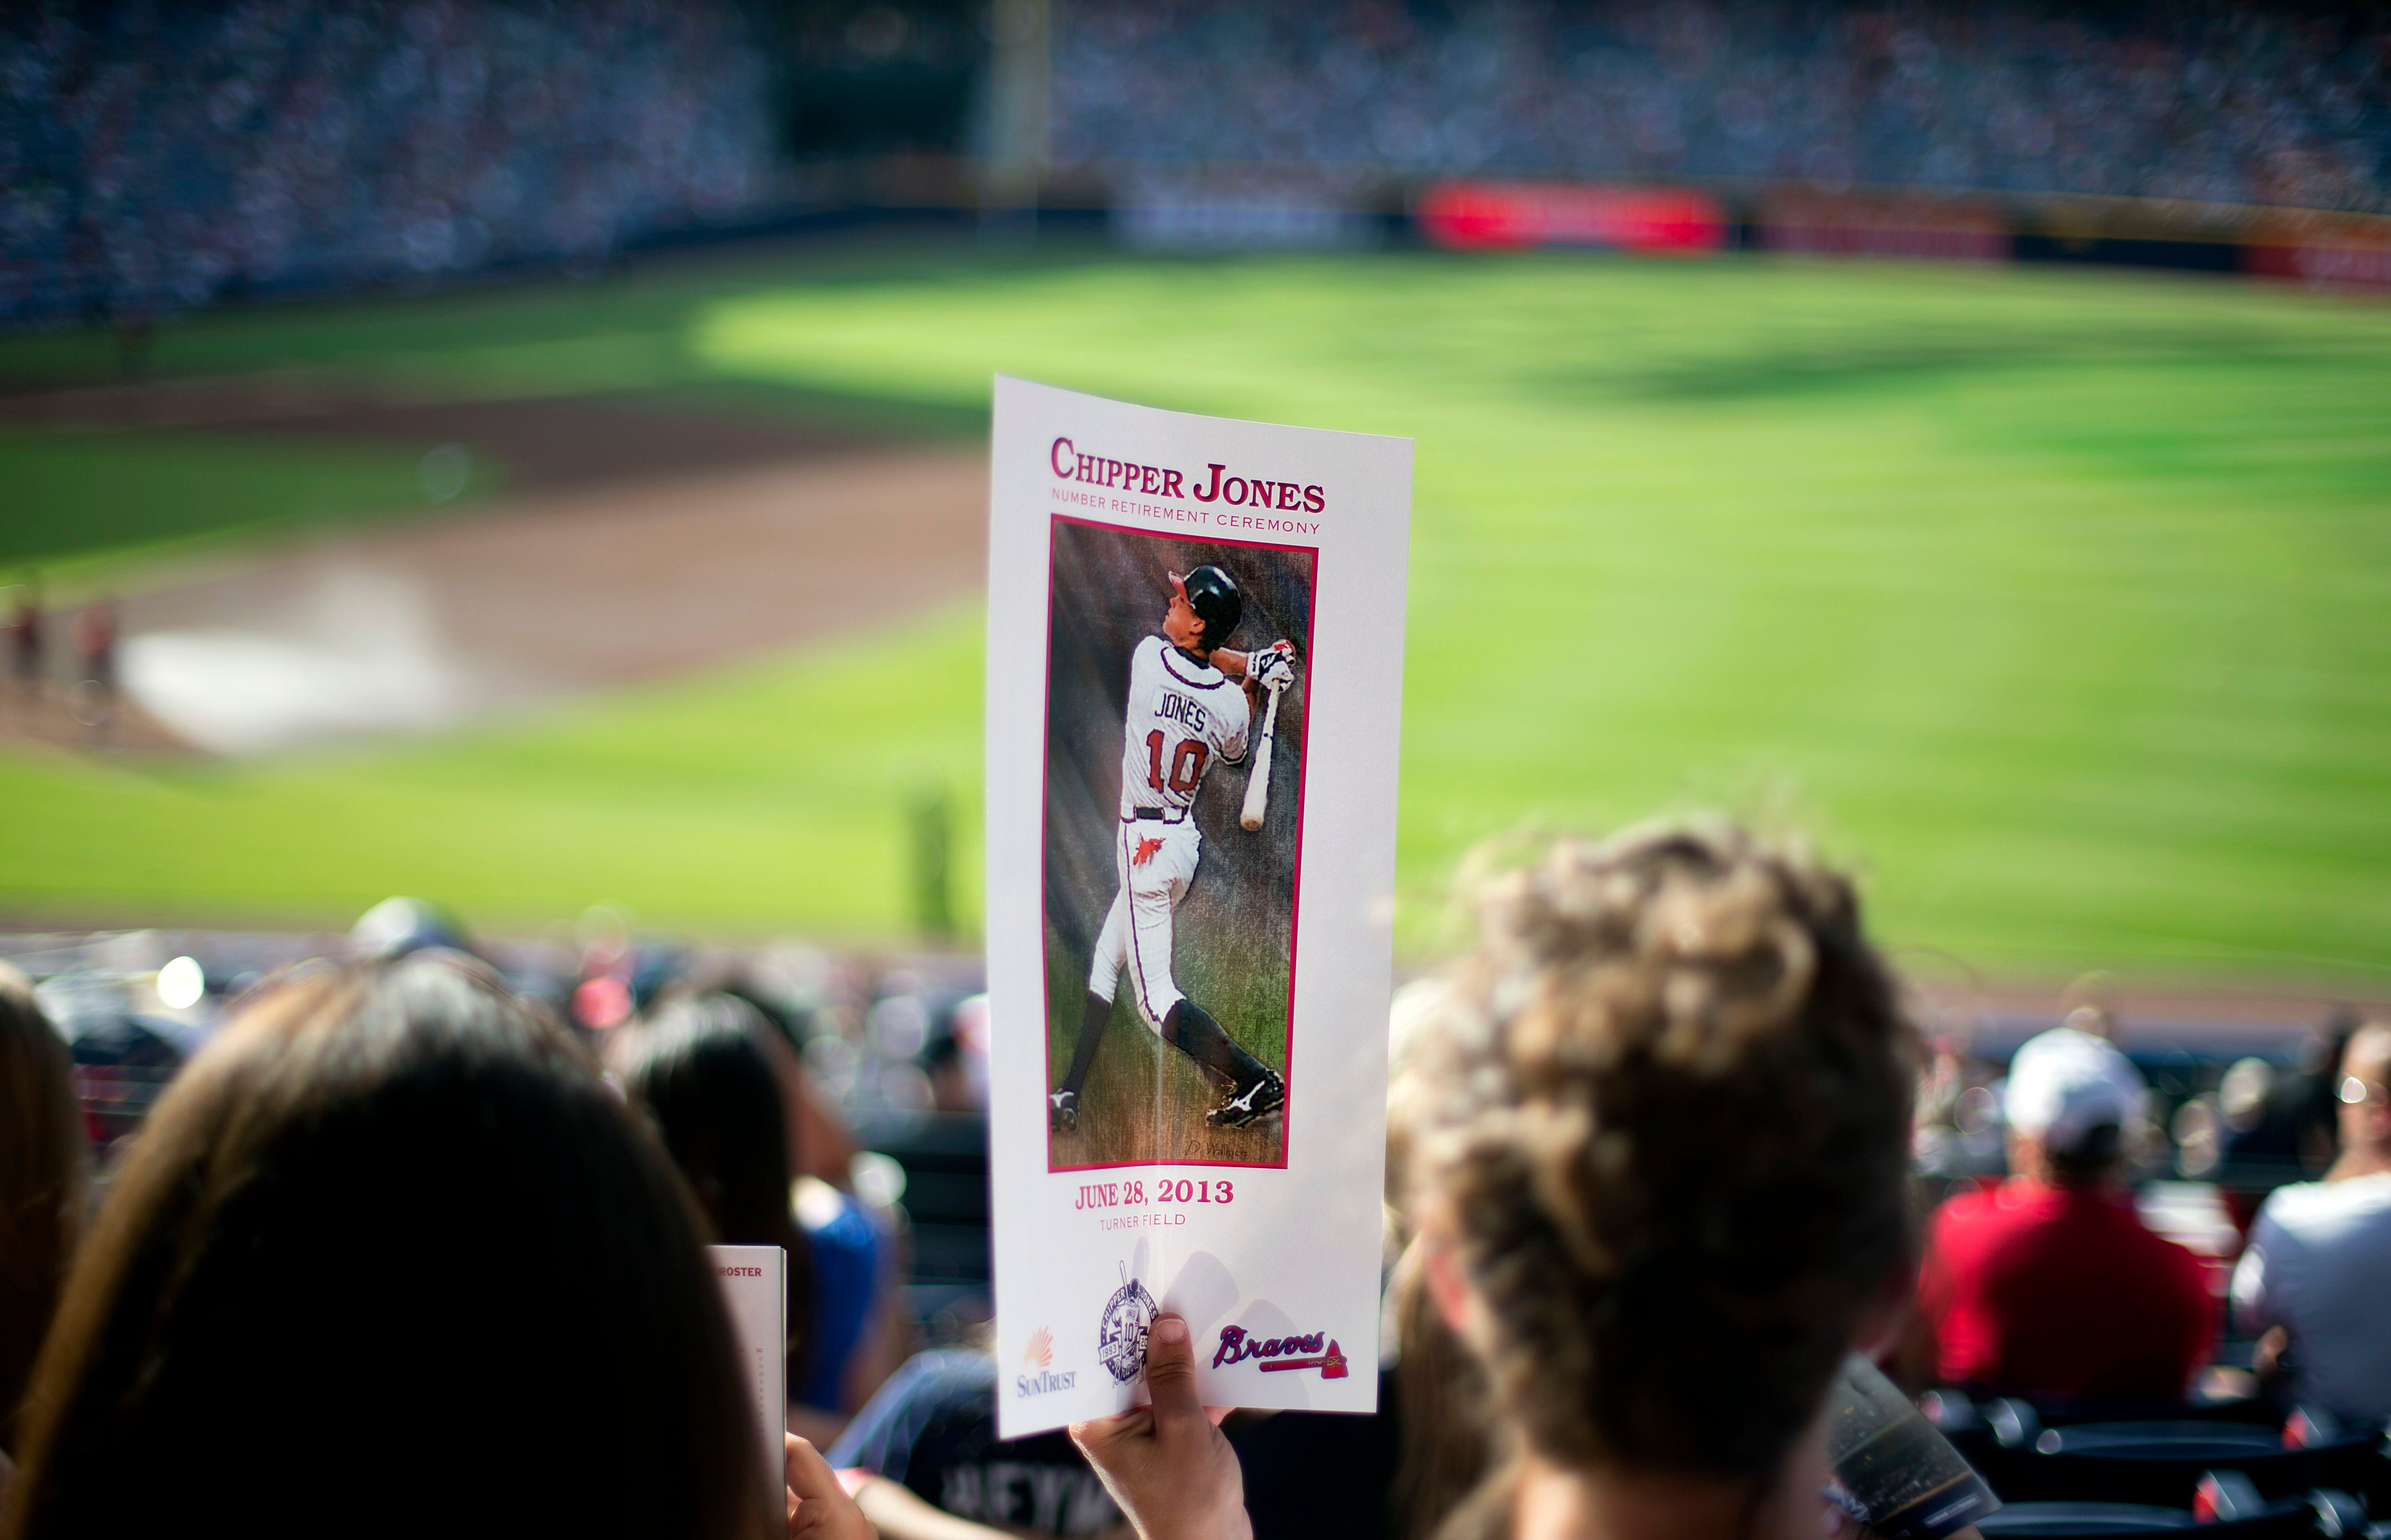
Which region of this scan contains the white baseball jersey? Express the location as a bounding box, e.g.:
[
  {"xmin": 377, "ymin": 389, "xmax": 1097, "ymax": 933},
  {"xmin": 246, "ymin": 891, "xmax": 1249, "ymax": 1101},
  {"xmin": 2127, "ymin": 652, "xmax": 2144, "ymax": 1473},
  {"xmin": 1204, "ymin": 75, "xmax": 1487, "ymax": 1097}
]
[{"xmin": 1114, "ymin": 636, "xmax": 1249, "ymax": 822}]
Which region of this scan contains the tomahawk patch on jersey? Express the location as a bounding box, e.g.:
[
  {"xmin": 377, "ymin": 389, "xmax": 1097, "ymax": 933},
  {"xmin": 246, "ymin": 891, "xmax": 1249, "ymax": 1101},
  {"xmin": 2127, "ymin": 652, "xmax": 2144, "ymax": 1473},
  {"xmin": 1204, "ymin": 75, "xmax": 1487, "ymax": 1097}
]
[{"xmin": 1115, "ymin": 636, "xmax": 1249, "ymax": 820}]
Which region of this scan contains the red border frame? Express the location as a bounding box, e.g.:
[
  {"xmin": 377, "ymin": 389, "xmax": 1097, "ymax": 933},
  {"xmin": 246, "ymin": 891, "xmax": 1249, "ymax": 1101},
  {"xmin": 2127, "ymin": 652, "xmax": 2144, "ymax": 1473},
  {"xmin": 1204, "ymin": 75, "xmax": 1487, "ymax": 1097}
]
[{"xmin": 1041, "ymin": 511, "xmax": 1321, "ymax": 1174}]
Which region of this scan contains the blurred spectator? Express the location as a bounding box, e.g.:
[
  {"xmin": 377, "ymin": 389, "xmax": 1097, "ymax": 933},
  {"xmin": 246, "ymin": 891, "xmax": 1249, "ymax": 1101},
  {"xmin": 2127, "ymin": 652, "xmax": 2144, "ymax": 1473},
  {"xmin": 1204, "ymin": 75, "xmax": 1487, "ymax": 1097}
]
[
  {"xmin": 741, "ymin": 985, "xmax": 860, "ymax": 1190},
  {"xmin": 0, "ymin": 0, "xmax": 787, "ymax": 324},
  {"xmin": 792, "ymin": 1156, "xmax": 897, "ymax": 1428},
  {"xmin": 50, "ymin": 1003, "xmax": 184, "ymax": 1170},
  {"xmin": 1053, "ymin": 1, "xmax": 2391, "ymax": 216},
  {"xmin": 682, "ymin": 980, "xmax": 897, "ymax": 1426},
  {"xmin": 348, "ymin": 894, "xmax": 471, "ymax": 961},
  {"xmin": 1910, "ymin": 1032, "xmax": 2008, "ymax": 1192},
  {"xmin": 1915, "ymin": 1026, "xmax": 2214, "ymax": 1400},
  {"xmin": 67, "ymin": 597, "xmax": 114, "ymax": 739},
  {"xmin": 0, "ymin": 966, "xmax": 86, "ymax": 1468},
  {"xmin": 922, "ymin": 993, "xmax": 988, "ymax": 1113},
  {"xmin": 2231, "ymin": 1021, "xmax": 2391, "ymax": 1422},
  {"xmin": 2207, "ymin": 1053, "xmax": 2314, "ymax": 1232},
  {"xmin": 2293, "ymin": 1010, "xmax": 2363, "ymax": 1174},
  {"xmin": 6, "ymin": 578, "xmax": 38, "ymax": 703},
  {"xmin": 617, "ymin": 992, "xmax": 825, "ymax": 1430},
  {"xmin": 631, "ymin": 977, "xmax": 897, "ymax": 1432},
  {"xmin": 833, "ymin": 1346, "xmax": 1126, "ymax": 1539},
  {"xmin": 2060, "ymin": 997, "xmax": 2122, "ymax": 1044},
  {"xmin": 2217, "ymin": 1055, "xmax": 2299, "ymax": 1166},
  {"xmin": 68, "ymin": 599, "xmax": 112, "ymax": 690},
  {"xmin": 573, "ymin": 946, "xmax": 636, "ymax": 1031},
  {"xmin": 0, "ymin": 952, "xmax": 788, "ymax": 1537}
]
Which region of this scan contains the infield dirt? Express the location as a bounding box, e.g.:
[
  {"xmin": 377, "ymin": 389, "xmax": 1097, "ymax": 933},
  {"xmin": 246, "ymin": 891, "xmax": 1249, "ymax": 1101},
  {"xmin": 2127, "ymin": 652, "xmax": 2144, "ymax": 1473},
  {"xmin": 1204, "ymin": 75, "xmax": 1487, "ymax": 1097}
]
[{"xmin": 1, "ymin": 379, "xmax": 985, "ymax": 753}]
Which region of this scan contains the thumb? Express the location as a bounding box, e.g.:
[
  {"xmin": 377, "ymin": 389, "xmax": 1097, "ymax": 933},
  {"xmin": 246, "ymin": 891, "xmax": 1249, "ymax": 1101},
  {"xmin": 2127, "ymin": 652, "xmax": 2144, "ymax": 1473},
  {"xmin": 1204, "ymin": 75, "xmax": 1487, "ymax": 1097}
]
[
  {"xmin": 1142, "ymin": 1314, "xmax": 1204, "ymax": 1431},
  {"xmin": 784, "ymin": 1434, "xmax": 836, "ymax": 1501}
]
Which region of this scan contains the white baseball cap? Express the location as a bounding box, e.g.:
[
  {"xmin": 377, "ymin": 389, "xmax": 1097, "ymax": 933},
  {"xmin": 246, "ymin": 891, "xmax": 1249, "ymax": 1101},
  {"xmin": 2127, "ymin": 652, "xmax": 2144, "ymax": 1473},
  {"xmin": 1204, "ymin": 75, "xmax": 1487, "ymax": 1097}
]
[{"xmin": 2004, "ymin": 1027, "xmax": 2145, "ymax": 1154}]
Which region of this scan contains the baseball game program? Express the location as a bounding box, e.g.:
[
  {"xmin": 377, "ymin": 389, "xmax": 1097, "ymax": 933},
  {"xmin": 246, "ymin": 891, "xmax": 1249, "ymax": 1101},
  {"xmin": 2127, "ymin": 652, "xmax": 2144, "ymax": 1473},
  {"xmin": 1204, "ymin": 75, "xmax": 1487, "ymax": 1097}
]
[{"xmin": 986, "ymin": 377, "xmax": 1412, "ymax": 1436}]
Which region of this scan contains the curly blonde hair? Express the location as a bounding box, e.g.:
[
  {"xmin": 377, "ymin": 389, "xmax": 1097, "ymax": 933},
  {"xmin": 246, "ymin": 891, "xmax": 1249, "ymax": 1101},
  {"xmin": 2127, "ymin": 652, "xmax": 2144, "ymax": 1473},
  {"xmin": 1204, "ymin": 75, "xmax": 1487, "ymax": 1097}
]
[{"xmin": 1413, "ymin": 820, "xmax": 1917, "ymax": 1483}]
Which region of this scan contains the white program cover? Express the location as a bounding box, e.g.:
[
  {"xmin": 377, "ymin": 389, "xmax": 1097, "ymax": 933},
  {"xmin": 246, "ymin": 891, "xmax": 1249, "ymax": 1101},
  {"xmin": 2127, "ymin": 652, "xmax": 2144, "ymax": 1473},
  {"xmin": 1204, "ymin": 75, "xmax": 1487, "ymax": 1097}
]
[
  {"xmin": 710, "ymin": 1244, "xmax": 787, "ymax": 1495},
  {"xmin": 986, "ymin": 376, "xmax": 1411, "ymax": 1437}
]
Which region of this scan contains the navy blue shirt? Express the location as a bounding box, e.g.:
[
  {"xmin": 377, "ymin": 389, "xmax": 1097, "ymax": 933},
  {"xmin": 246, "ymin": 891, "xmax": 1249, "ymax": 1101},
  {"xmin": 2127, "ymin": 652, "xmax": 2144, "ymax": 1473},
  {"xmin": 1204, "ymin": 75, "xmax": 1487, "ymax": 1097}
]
[{"xmin": 830, "ymin": 1351, "xmax": 1122, "ymax": 1537}]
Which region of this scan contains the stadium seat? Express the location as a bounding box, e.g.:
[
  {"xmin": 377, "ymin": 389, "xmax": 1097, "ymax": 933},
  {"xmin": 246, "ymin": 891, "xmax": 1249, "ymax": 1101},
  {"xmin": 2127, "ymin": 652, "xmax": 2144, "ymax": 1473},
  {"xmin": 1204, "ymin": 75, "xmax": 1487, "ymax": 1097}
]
[
  {"xmin": 1996, "ymin": 1420, "xmax": 2382, "ymax": 1509},
  {"xmin": 849, "ymin": 1106, "xmax": 991, "ymax": 1329},
  {"xmin": 57, "ymin": 1010, "xmax": 188, "ymax": 1161},
  {"xmin": 1925, "ymin": 1388, "xmax": 2278, "ymax": 1444},
  {"xmin": 1976, "ymin": 1487, "xmax": 2366, "ymax": 1537},
  {"xmin": 1974, "ymin": 1501, "xmax": 2192, "ymax": 1533},
  {"xmin": 1979, "ymin": 1502, "xmax": 2334, "ymax": 1530}
]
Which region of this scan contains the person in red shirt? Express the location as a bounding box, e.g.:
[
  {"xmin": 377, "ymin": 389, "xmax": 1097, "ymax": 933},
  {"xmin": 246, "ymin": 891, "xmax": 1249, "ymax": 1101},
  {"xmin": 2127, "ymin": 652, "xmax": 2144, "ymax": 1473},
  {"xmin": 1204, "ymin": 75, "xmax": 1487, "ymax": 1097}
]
[{"xmin": 1917, "ymin": 1026, "xmax": 2215, "ymax": 1399}]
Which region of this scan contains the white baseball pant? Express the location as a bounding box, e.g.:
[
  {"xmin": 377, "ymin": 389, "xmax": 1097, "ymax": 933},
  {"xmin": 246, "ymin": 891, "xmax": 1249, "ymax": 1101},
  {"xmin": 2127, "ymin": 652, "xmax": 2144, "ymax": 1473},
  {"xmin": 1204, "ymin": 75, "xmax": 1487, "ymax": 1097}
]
[{"xmin": 1087, "ymin": 816, "xmax": 1201, "ymax": 1033}]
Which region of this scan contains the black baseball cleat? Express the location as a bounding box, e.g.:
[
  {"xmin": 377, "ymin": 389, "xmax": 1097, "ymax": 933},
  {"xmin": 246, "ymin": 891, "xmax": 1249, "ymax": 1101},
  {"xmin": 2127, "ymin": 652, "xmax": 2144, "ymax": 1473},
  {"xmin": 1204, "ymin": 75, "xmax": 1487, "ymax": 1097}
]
[
  {"xmin": 1206, "ymin": 1069, "xmax": 1284, "ymax": 1129},
  {"xmin": 1049, "ymin": 1089, "xmax": 1079, "ymax": 1132}
]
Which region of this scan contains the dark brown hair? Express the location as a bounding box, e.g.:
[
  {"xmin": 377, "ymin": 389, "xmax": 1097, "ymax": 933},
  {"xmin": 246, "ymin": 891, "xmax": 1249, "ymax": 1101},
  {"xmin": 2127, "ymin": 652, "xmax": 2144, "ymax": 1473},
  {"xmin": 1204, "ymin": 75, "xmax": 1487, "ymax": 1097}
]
[
  {"xmin": 619, "ymin": 990, "xmax": 817, "ymax": 1382},
  {"xmin": 1414, "ymin": 821, "xmax": 1917, "ymax": 1486},
  {"xmin": 2045, "ymin": 1121, "xmax": 2125, "ymax": 1187},
  {"xmin": 0, "ymin": 965, "xmax": 86, "ymax": 1458},
  {"xmin": 2, "ymin": 956, "xmax": 773, "ymax": 1540}
]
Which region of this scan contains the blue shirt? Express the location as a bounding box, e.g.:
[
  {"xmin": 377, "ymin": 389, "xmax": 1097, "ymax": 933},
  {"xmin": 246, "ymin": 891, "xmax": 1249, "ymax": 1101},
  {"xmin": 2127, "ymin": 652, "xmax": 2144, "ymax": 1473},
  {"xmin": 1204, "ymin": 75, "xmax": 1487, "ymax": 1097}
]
[{"xmin": 794, "ymin": 1183, "xmax": 883, "ymax": 1410}]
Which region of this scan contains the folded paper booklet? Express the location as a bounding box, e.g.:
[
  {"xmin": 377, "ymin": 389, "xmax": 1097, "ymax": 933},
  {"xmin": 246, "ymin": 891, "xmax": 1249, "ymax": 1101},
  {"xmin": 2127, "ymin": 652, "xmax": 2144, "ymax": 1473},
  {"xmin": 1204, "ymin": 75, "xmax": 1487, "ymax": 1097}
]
[
  {"xmin": 984, "ymin": 376, "xmax": 1413, "ymax": 1437},
  {"xmin": 710, "ymin": 1244, "xmax": 786, "ymax": 1494},
  {"xmin": 1823, "ymin": 1356, "xmax": 1999, "ymax": 1540}
]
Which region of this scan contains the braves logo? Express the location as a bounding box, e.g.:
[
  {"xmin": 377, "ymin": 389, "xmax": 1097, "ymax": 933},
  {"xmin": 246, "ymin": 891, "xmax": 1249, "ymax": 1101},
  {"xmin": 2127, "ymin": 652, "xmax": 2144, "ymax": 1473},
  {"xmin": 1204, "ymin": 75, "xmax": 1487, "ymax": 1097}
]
[
  {"xmin": 1132, "ymin": 835, "xmax": 1165, "ymax": 866},
  {"xmin": 1212, "ymin": 1325, "xmax": 1349, "ymax": 1379}
]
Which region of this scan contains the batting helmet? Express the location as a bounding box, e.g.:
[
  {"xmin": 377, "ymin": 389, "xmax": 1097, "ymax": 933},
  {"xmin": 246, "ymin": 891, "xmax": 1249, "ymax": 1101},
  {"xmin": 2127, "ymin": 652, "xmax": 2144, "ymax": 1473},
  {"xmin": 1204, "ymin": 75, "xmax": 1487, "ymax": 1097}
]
[{"xmin": 1176, "ymin": 565, "xmax": 1242, "ymax": 648}]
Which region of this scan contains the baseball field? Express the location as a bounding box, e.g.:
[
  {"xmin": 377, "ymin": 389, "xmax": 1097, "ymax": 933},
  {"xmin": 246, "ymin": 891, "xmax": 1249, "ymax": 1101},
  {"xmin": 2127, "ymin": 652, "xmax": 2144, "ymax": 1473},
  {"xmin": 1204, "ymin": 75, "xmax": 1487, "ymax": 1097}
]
[{"xmin": 3, "ymin": 237, "xmax": 2387, "ymax": 985}]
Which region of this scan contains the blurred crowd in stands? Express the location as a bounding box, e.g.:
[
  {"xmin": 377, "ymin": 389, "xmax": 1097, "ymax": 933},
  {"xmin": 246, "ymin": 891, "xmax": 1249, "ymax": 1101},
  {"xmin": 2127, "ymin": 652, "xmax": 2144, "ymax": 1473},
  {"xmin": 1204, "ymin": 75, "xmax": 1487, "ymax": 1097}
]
[
  {"xmin": 9, "ymin": 0, "xmax": 2391, "ymax": 330},
  {"xmin": 1054, "ymin": 0, "xmax": 2391, "ymax": 215},
  {"xmin": 0, "ymin": 0, "xmax": 787, "ymax": 325},
  {"xmin": 4, "ymin": 824, "xmax": 2387, "ymax": 1538}
]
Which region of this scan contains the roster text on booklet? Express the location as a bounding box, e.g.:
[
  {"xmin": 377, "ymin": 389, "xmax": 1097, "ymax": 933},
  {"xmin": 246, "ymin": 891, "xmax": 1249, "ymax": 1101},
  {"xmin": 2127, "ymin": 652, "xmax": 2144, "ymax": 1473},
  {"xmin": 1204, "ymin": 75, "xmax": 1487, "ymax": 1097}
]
[
  {"xmin": 709, "ymin": 1244, "xmax": 786, "ymax": 1498},
  {"xmin": 984, "ymin": 376, "xmax": 1412, "ymax": 1437}
]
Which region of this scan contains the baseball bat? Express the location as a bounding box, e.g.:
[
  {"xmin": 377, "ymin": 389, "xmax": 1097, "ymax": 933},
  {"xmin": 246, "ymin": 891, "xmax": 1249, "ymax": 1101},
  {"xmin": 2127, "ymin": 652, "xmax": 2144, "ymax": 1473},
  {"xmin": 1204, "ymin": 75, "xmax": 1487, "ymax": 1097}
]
[{"xmin": 1240, "ymin": 681, "xmax": 1284, "ymax": 832}]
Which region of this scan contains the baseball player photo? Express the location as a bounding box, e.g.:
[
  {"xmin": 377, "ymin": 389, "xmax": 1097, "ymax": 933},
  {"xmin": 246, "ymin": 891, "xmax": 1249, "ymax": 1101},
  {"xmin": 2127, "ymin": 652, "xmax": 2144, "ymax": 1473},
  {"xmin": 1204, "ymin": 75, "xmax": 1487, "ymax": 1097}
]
[{"xmin": 1041, "ymin": 516, "xmax": 1313, "ymax": 1171}]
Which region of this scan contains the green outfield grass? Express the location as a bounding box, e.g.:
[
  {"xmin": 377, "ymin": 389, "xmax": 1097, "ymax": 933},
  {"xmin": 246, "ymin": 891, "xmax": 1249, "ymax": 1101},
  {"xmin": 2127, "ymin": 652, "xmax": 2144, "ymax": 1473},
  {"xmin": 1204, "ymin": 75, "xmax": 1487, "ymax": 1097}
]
[
  {"xmin": 0, "ymin": 428, "xmax": 478, "ymax": 592},
  {"xmin": 3, "ymin": 244, "xmax": 2388, "ymax": 979}
]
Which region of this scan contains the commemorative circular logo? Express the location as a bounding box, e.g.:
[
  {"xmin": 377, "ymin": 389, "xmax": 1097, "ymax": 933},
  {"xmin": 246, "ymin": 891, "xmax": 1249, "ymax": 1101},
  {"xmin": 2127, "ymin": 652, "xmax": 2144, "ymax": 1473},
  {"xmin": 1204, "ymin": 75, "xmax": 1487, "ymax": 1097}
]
[{"xmin": 1096, "ymin": 1277, "xmax": 1158, "ymax": 1384}]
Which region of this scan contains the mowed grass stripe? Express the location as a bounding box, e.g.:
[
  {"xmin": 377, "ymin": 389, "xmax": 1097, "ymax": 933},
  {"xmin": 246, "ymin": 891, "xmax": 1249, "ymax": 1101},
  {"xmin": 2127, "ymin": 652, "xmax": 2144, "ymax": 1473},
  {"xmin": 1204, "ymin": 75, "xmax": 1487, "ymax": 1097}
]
[{"xmin": 0, "ymin": 428, "xmax": 461, "ymax": 589}]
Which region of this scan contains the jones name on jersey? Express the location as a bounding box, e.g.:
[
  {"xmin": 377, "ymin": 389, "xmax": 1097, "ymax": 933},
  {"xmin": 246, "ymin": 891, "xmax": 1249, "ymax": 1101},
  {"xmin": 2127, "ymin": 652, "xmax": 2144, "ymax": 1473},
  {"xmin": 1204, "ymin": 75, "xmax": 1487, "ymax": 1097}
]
[{"xmin": 1117, "ymin": 636, "xmax": 1249, "ymax": 821}]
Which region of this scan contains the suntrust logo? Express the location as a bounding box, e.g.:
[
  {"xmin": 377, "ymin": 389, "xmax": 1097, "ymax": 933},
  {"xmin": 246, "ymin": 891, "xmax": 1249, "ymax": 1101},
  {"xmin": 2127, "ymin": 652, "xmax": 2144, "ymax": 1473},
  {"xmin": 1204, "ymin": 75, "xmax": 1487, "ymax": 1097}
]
[
  {"xmin": 1212, "ymin": 1325, "xmax": 1349, "ymax": 1379},
  {"xmin": 1015, "ymin": 1368, "xmax": 1077, "ymax": 1397},
  {"xmin": 1015, "ymin": 1326, "xmax": 1076, "ymax": 1398}
]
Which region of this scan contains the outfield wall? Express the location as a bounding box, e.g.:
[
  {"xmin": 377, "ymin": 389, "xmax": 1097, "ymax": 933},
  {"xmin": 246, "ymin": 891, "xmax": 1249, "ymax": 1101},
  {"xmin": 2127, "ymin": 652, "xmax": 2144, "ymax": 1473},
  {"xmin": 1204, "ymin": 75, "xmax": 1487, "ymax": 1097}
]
[
  {"xmin": 665, "ymin": 168, "xmax": 2391, "ymax": 293},
  {"xmin": 1406, "ymin": 177, "xmax": 2391, "ymax": 292},
  {"xmin": 12, "ymin": 149, "xmax": 2387, "ymax": 338}
]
